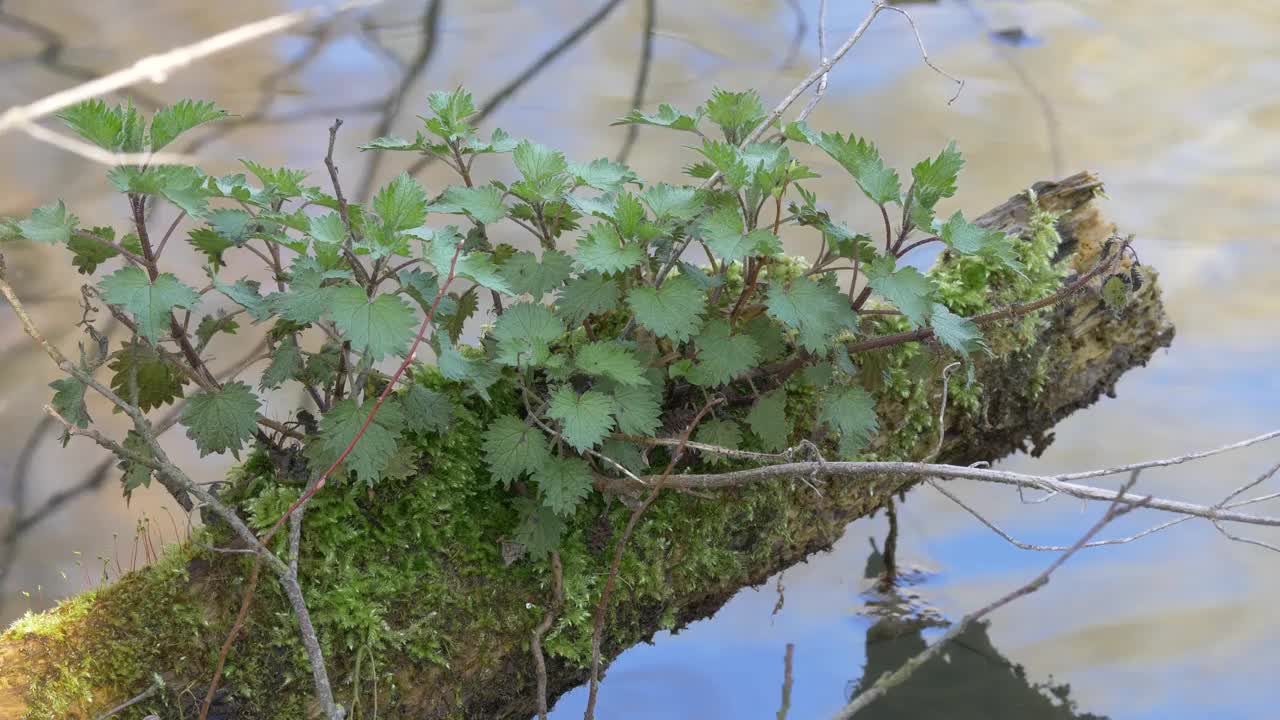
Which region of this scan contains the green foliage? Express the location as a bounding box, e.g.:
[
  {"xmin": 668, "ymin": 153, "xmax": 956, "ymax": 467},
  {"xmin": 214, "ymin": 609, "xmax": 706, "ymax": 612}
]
[{"xmin": 6, "ymin": 86, "xmax": 1078, "ymax": 557}]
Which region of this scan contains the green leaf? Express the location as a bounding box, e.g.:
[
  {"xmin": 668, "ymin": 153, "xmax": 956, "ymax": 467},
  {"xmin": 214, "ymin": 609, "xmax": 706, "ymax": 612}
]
[
  {"xmin": 513, "ymin": 140, "xmax": 569, "ymax": 201},
  {"xmin": 67, "ymin": 226, "xmax": 120, "ymax": 274},
  {"xmin": 742, "ymin": 314, "xmax": 785, "ymax": 362},
  {"xmin": 612, "ymin": 103, "xmax": 700, "ymax": 132},
  {"xmin": 260, "ymin": 336, "xmax": 303, "ymax": 390},
  {"xmin": 909, "ymin": 141, "xmax": 964, "ymax": 227},
  {"xmin": 641, "ymin": 183, "xmax": 702, "ymax": 221},
  {"xmin": 627, "ymin": 275, "xmax": 706, "ymax": 342},
  {"xmin": 569, "ymin": 158, "xmax": 638, "ymax": 193},
  {"xmin": 929, "ymin": 303, "xmax": 986, "ymax": 356},
  {"xmin": 938, "ymin": 211, "xmax": 1022, "ymax": 271},
  {"xmin": 270, "ymin": 272, "xmax": 339, "ymax": 325},
  {"xmin": 513, "ymin": 497, "xmax": 565, "ymax": 559},
  {"xmin": 98, "ymin": 266, "xmax": 199, "ymax": 342},
  {"xmin": 50, "ymin": 376, "xmax": 91, "ymax": 429},
  {"xmin": 688, "ymin": 320, "xmax": 760, "ymax": 386},
  {"xmin": 309, "ymin": 398, "xmax": 404, "ymax": 485},
  {"xmin": 149, "ymin": 100, "xmax": 228, "ymax": 150},
  {"xmin": 431, "ymin": 185, "xmax": 507, "ymax": 224},
  {"xmin": 212, "ymin": 277, "xmax": 273, "ymax": 322},
  {"xmin": 434, "ymin": 334, "xmax": 499, "ymax": 400},
  {"xmin": 329, "ymin": 285, "xmax": 417, "ymax": 361},
  {"xmin": 194, "ymin": 312, "xmax": 239, "ymax": 351},
  {"xmin": 187, "ymin": 228, "xmax": 234, "ymax": 267},
  {"xmin": 746, "ymin": 389, "xmax": 788, "ymax": 452},
  {"xmin": 610, "ymin": 382, "xmax": 663, "ymax": 436},
  {"xmin": 694, "ymin": 418, "xmax": 741, "ymax": 463},
  {"xmin": 865, "ymin": 256, "xmax": 935, "ymax": 328},
  {"xmin": 532, "ymin": 456, "xmax": 593, "ymax": 516},
  {"xmin": 493, "ymin": 302, "xmax": 565, "ymax": 367},
  {"xmin": 423, "ymin": 87, "xmax": 477, "ymax": 141},
  {"xmin": 555, "ymin": 272, "xmax": 619, "ymax": 324},
  {"xmin": 810, "ymin": 131, "xmax": 901, "ymax": 206},
  {"xmin": 107, "ymin": 342, "xmax": 188, "ymax": 411},
  {"xmin": 482, "ymin": 414, "xmax": 550, "ymax": 485},
  {"xmin": 1102, "ymin": 274, "xmax": 1130, "ymax": 310},
  {"xmin": 57, "ymin": 99, "xmax": 142, "ymax": 151},
  {"xmin": 547, "ymin": 386, "xmax": 616, "ymax": 451},
  {"xmin": 700, "ymin": 206, "xmax": 778, "ymax": 263},
  {"xmin": 613, "ymin": 192, "xmax": 646, "ymax": 239},
  {"xmin": 401, "ymin": 384, "xmax": 452, "ymax": 434},
  {"xmin": 575, "ymin": 342, "xmax": 649, "ymax": 386},
  {"xmin": 180, "ymin": 381, "xmax": 260, "ymax": 458},
  {"xmin": 575, "ymin": 223, "xmax": 645, "ymax": 273},
  {"xmin": 764, "ymin": 277, "xmax": 854, "ymax": 352},
  {"xmin": 373, "ymin": 172, "xmax": 428, "ymax": 232},
  {"xmin": 118, "ymin": 430, "xmax": 154, "ymax": 498},
  {"xmin": 359, "ymin": 134, "xmax": 426, "ymax": 152},
  {"xmin": 704, "ymin": 88, "xmax": 766, "ymax": 143},
  {"xmin": 820, "ymin": 385, "xmax": 879, "ymax": 457},
  {"xmin": 499, "ymin": 249, "xmax": 574, "ymax": 296},
  {"xmin": 19, "ymin": 201, "xmax": 78, "ymax": 244}
]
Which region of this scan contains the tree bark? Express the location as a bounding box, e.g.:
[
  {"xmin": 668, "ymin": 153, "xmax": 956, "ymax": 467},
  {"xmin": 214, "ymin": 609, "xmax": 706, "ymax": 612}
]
[{"xmin": 0, "ymin": 172, "xmax": 1174, "ymax": 719}]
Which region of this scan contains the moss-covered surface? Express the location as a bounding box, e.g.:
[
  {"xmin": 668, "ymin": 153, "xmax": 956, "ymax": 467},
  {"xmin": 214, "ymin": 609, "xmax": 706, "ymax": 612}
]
[{"xmin": 0, "ymin": 174, "xmax": 1173, "ymax": 719}]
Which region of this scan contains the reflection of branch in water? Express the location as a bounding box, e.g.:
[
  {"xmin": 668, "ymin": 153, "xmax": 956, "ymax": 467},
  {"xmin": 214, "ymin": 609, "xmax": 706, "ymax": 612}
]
[
  {"xmin": 0, "ymin": 416, "xmax": 51, "ymax": 591},
  {"xmin": 956, "ymin": 0, "xmax": 1064, "ymax": 177},
  {"xmin": 615, "ymin": 0, "xmax": 655, "ymax": 164},
  {"xmin": 779, "ymin": 0, "xmax": 808, "ymax": 70},
  {"xmin": 0, "ymin": 4, "xmax": 161, "ymax": 109},
  {"xmin": 848, "ymin": 539, "xmax": 1108, "ymax": 719},
  {"xmin": 355, "ymin": 0, "xmax": 444, "ymax": 202},
  {"xmin": 405, "ymin": 0, "xmax": 627, "ymax": 178}
]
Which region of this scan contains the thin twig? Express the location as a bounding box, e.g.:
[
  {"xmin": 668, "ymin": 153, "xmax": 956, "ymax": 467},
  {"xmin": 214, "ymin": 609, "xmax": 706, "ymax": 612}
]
[
  {"xmin": 878, "ymin": 4, "xmax": 965, "ymax": 105},
  {"xmin": 532, "ymin": 552, "xmax": 564, "ymax": 720},
  {"xmin": 615, "ymin": 0, "xmax": 656, "ymax": 164},
  {"xmin": 776, "ymin": 643, "xmax": 795, "ymax": 720}
]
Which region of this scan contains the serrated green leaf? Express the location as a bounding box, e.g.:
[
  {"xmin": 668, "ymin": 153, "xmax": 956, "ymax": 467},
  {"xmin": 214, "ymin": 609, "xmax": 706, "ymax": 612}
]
[
  {"xmin": 67, "ymin": 226, "xmax": 119, "ymax": 274},
  {"xmin": 612, "ymin": 103, "xmax": 700, "ymax": 132},
  {"xmin": 19, "ymin": 201, "xmax": 78, "ymax": 245},
  {"xmin": 569, "ymin": 158, "xmax": 638, "ymax": 193},
  {"xmin": 641, "ymin": 183, "xmax": 702, "ymax": 221},
  {"xmin": 909, "ymin": 141, "xmax": 964, "ymax": 227},
  {"xmin": 482, "ymin": 414, "xmax": 550, "ymax": 484},
  {"xmin": 329, "ymin": 285, "xmax": 417, "ymax": 360},
  {"xmin": 180, "ymin": 381, "xmax": 260, "ymax": 458},
  {"xmin": 212, "ymin": 277, "xmax": 273, "ymax": 322},
  {"xmin": 431, "ymin": 185, "xmax": 507, "ymax": 224},
  {"xmin": 499, "ymin": 249, "xmax": 573, "ymax": 296},
  {"xmin": 309, "ymin": 397, "xmax": 404, "ymax": 485},
  {"xmin": 533, "ymin": 455, "xmax": 593, "ymax": 516},
  {"xmin": 554, "ymin": 272, "xmax": 619, "ymax": 324},
  {"xmin": 576, "ymin": 223, "xmax": 645, "ymax": 273},
  {"xmin": 107, "ymin": 342, "xmax": 188, "ymax": 411},
  {"xmin": 704, "ymin": 88, "xmax": 766, "ymax": 143},
  {"xmin": 373, "ymin": 172, "xmax": 428, "ymax": 233},
  {"xmin": 50, "ymin": 376, "xmax": 91, "ymax": 429},
  {"xmin": 493, "ymin": 302, "xmax": 564, "ymax": 367},
  {"xmin": 98, "ymin": 266, "xmax": 199, "ymax": 342},
  {"xmin": 435, "ymin": 335, "xmax": 500, "ymax": 400},
  {"xmin": 1102, "ymin": 274, "xmax": 1129, "ymax": 310},
  {"xmin": 513, "ymin": 140, "xmax": 569, "ymax": 201},
  {"xmin": 694, "ymin": 140, "xmax": 750, "ymax": 188},
  {"xmin": 610, "ymin": 382, "xmax": 663, "ymax": 436},
  {"xmin": 57, "ymin": 99, "xmax": 143, "ymax": 151},
  {"xmin": 359, "ymin": 134, "xmax": 426, "ymax": 152},
  {"xmin": 765, "ymin": 277, "xmax": 854, "ymax": 352},
  {"xmin": 260, "ymin": 336, "xmax": 303, "ymax": 390},
  {"xmin": 929, "ymin": 303, "xmax": 986, "ymax": 356},
  {"xmin": 865, "ymin": 256, "xmax": 935, "ymax": 328},
  {"xmin": 547, "ymin": 386, "xmax": 616, "ymax": 451},
  {"xmin": 700, "ymin": 206, "xmax": 778, "ymax": 263},
  {"xmin": 401, "ymin": 384, "xmax": 452, "ymax": 434},
  {"xmin": 270, "ymin": 271, "xmax": 340, "ymax": 325},
  {"xmin": 118, "ymin": 430, "xmax": 154, "ymax": 498},
  {"xmin": 413, "ymin": 225, "xmax": 514, "ymax": 294},
  {"xmin": 575, "ymin": 342, "xmax": 649, "ymax": 386},
  {"xmin": 513, "ymin": 496, "xmax": 565, "ymax": 559},
  {"xmin": 820, "ymin": 385, "xmax": 879, "ymax": 457},
  {"xmin": 694, "ymin": 418, "xmax": 741, "ymax": 463},
  {"xmin": 742, "ymin": 314, "xmax": 785, "ymax": 362},
  {"xmin": 938, "ymin": 211, "xmax": 1023, "ymax": 271},
  {"xmin": 627, "ymin": 275, "xmax": 705, "ymax": 342},
  {"xmin": 811, "ymin": 131, "xmax": 901, "ymax": 206},
  {"xmin": 423, "ymin": 87, "xmax": 477, "ymax": 141},
  {"xmin": 187, "ymin": 227, "xmax": 234, "ymax": 267},
  {"xmin": 689, "ymin": 320, "xmax": 760, "ymax": 386},
  {"xmin": 746, "ymin": 389, "xmax": 788, "ymax": 452},
  {"xmin": 149, "ymin": 99, "xmax": 228, "ymax": 150},
  {"xmin": 194, "ymin": 312, "xmax": 239, "ymax": 351}
]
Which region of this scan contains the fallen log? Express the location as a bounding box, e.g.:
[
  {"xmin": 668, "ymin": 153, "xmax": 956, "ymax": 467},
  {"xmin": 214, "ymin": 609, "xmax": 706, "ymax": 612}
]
[{"xmin": 0, "ymin": 172, "xmax": 1173, "ymax": 719}]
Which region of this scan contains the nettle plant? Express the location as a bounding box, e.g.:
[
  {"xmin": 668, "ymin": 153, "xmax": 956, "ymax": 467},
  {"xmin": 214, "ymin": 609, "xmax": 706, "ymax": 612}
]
[{"xmin": 0, "ymin": 88, "xmax": 1137, "ymax": 559}]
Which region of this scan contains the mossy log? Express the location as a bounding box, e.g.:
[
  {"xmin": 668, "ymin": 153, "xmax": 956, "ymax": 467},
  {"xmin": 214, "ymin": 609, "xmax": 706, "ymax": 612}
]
[{"xmin": 0, "ymin": 173, "xmax": 1174, "ymax": 720}]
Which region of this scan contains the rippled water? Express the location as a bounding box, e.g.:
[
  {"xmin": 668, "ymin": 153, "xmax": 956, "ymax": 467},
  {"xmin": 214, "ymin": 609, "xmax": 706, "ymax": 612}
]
[{"xmin": 2, "ymin": 1, "xmax": 1278, "ymax": 717}]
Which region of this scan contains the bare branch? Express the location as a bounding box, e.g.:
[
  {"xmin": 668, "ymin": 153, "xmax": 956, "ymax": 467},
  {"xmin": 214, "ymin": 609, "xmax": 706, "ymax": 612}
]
[{"xmin": 878, "ymin": 4, "xmax": 964, "ymax": 104}]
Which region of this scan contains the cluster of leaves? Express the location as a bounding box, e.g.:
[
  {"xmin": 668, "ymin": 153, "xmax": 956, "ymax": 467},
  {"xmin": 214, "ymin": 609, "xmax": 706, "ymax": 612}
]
[{"xmin": 2, "ymin": 87, "xmax": 1055, "ymax": 556}]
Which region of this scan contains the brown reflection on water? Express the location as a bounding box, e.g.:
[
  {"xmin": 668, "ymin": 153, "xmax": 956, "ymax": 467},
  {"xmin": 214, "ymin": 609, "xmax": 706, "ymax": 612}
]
[{"xmin": 1, "ymin": 0, "xmax": 1278, "ymax": 715}]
